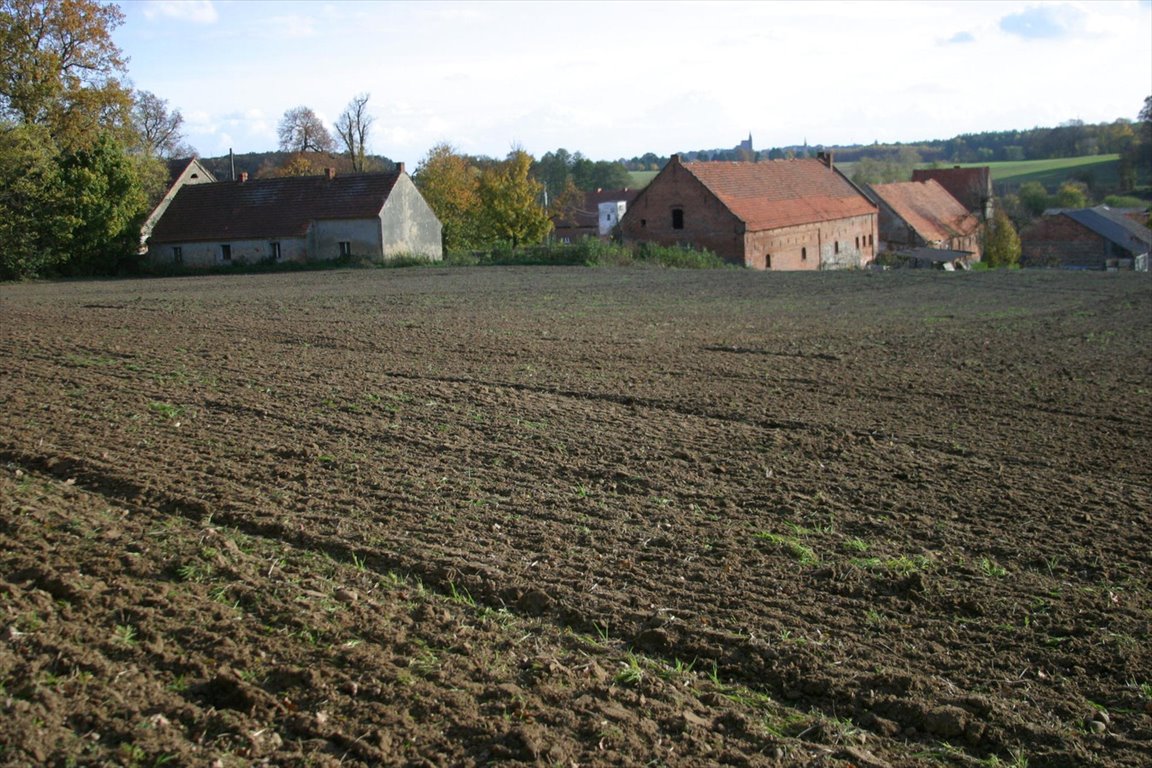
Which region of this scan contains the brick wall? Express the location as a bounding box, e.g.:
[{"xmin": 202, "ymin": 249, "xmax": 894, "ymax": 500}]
[
  {"xmin": 1021, "ymin": 216, "xmax": 1107, "ymax": 269},
  {"xmin": 620, "ymin": 163, "xmax": 744, "ymax": 263}
]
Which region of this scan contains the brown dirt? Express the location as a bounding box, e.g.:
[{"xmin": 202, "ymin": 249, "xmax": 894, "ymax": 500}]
[{"xmin": 1, "ymin": 267, "xmax": 1150, "ymax": 767}]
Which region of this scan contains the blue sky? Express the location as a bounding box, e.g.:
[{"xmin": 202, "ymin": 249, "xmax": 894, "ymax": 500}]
[{"xmin": 114, "ymin": 0, "xmax": 1152, "ymax": 166}]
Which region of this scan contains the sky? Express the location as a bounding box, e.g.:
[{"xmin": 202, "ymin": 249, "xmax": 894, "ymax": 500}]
[{"xmin": 113, "ymin": 0, "xmax": 1152, "ymax": 166}]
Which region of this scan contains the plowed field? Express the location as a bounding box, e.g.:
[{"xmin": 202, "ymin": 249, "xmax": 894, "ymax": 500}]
[{"xmin": 1, "ymin": 267, "xmax": 1150, "ymax": 767}]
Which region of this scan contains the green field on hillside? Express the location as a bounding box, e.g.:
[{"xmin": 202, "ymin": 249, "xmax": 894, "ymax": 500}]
[
  {"xmin": 628, "ymin": 170, "xmax": 658, "ymax": 188},
  {"xmin": 956, "ymin": 154, "xmax": 1122, "ymax": 189}
]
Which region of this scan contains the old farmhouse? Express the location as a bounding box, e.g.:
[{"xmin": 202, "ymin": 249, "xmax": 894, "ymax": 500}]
[
  {"xmin": 1020, "ymin": 206, "xmax": 1151, "ymax": 271},
  {"xmin": 147, "ymin": 166, "xmax": 442, "ymax": 268},
  {"xmin": 619, "ymin": 154, "xmax": 877, "ymax": 269},
  {"xmin": 869, "ymin": 179, "xmax": 983, "ymax": 263}
]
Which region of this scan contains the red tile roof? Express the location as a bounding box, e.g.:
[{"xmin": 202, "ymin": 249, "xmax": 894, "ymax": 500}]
[
  {"xmin": 681, "ymin": 158, "xmax": 875, "ymax": 231},
  {"xmin": 870, "ymin": 179, "xmax": 981, "ymax": 242},
  {"xmin": 149, "ymin": 171, "xmax": 402, "ymax": 243}
]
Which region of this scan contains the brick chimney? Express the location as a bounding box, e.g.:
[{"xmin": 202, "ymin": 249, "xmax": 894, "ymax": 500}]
[
  {"xmin": 325, "ymin": 167, "xmax": 336, "ymax": 180},
  {"xmin": 817, "ymin": 151, "xmax": 834, "ymax": 169},
  {"xmin": 396, "ymin": 162, "xmax": 405, "ymax": 175}
]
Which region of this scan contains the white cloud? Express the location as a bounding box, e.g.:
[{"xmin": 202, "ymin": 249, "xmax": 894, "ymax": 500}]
[{"xmin": 141, "ymin": 0, "xmax": 219, "ymax": 24}]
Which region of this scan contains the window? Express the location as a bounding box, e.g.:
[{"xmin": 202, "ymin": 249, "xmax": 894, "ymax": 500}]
[
  {"xmin": 338, "ymin": 241, "xmax": 352, "ymax": 258},
  {"xmin": 765, "ymin": 253, "xmax": 772, "ymax": 269},
  {"xmin": 172, "ymin": 246, "xmax": 183, "ymax": 265},
  {"xmin": 671, "ymin": 209, "xmax": 684, "ymax": 230},
  {"xmin": 220, "ymin": 244, "xmax": 232, "ymax": 261},
  {"xmin": 801, "ymin": 247, "xmax": 807, "ymax": 262},
  {"xmin": 834, "ymin": 241, "xmax": 839, "ymax": 255},
  {"xmin": 640, "ymin": 218, "xmax": 647, "ymax": 228},
  {"xmin": 270, "ymin": 242, "xmax": 281, "ymax": 261},
  {"xmin": 855, "ymin": 236, "xmax": 860, "ymax": 249},
  {"xmin": 869, "ymin": 234, "xmax": 874, "ymax": 247}
]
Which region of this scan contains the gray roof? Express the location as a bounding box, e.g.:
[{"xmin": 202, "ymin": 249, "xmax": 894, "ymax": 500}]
[
  {"xmin": 150, "ymin": 171, "xmax": 402, "ymax": 244},
  {"xmin": 1061, "ymin": 207, "xmax": 1151, "ymax": 254}
]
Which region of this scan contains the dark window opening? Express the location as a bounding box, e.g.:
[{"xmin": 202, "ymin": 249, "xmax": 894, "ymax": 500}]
[
  {"xmin": 671, "ymin": 209, "xmax": 684, "ymax": 230},
  {"xmin": 801, "ymin": 247, "xmax": 807, "ymax": 262},
  {"xmin": 834, "ymin": 241, "xmax": 839, "ymax": 255},
  {"xmin": 338, "ymin": 241, "xmax": 352, "ymax": 257},
  {"xmin": 220, "ymin": 244, "xmax": 232, "ymax": 261},
  {"xmin": 172, "ymin": 246, "xmax": 182, "ymax": 265},
  {"xmin": 869, "ymin": 234, "xmax": 874, "ymax": 247},
  {"xmin": 270, "ymin": 242, "xmax": 281, "ymax": 261},
  {"xmin": 640, "ymin": 218, "xmax": 647, "ymax": 228},
  {"xmin": 765, "ymin": 253, "xmax": 772, "ymax": 269},
  {"xmin": 855, "ymin": 236, "xmax": 860, "ymax": 249}
]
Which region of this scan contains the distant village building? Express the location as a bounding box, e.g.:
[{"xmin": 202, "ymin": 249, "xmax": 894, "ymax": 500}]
[
  {"xmin": 868, "ymin": 179, "xmax": 983, "ymax": 263},
  {"xmin": 619, "ymin": 154, "xmax": 877, "ymax": 270},
  {"xmin": 552, "ymin": 188, "xmax": 640, "ymax": 242},
  {"xmin": 911, "ymin": 166, "xmax": 993, "ymax": 220},
  {"xmin": 1020, "ymin": 206, "xmax": 1150, "ymax": 271},
  {"xmin": 147, "ymin": 166, "xmax": 442, "ymax": 267}
]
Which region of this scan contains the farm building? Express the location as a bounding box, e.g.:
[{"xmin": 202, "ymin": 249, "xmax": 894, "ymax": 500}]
[
  {"xmin": 147, "ymin": 166, "xmax": 442, "ymax": 268},
  {"xmin": 1020, "ymin": 206, "xmax": 1151, "ymax": 271},
  {"xmin": 869, "ymin": 179, "xmax": 983, "ymax": 263},
  {"xmin": 911, "ymin": 165, "xmax": 993, "ymax": 220},
  {"xmin": 618, "ymin": 154, "xmax": 877, "ymax": 270},
  {"xmin": 552, "ymin": 188, "xmax": 640, "ymax": 242},
  {"xmin": 138, "ymin": 157, "xmax": 217, "ymax": 251}
]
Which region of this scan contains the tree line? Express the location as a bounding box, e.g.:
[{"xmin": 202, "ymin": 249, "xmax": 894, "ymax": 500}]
[{"xmin": 618, "ymin": 106, "xmax": 1152, "ymax": 182}]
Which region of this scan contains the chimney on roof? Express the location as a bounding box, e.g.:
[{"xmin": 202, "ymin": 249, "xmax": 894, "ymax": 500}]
[
  {"xmin": 670, "ymin": 154, "xmax": 680, "ymax": 164},
  {"xmin": 325, "ymin": 167, "xmax": 336, "ymax": 180},
  {"xmin": 817, "ymin": 151, "xmax": 834, "ymax": 169},
  {"xmin": 238, "ymin": 172, "xmax": 248, "ymax": 183},
  {"xmin": 396, "ymin": 162, "xmax": 405, "ymax": 174}
]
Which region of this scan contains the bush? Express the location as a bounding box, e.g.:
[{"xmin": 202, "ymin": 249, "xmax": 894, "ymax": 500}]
[
  {"xmin": 443, "ymin": 239, "xmax": 727, "ymax": 269},
  {"xmin": 1103, "ymin": 195, "xmax": 1149, "ymax": 209}
]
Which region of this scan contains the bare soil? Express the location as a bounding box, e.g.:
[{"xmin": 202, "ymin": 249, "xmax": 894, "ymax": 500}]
[{"xmin": 1, "ymin": 267, "xmax": 1150, "ymax": 767}]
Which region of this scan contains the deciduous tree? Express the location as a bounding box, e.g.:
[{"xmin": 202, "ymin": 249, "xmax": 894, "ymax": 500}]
[
  {"xmin": 0, "ymin": 122, "xmax": 69, "ymax": 279},
  {"xmin": 132, "ymin": 90, "xmax": 193, "ymax": 158},
  {"xmin": 1017, "ymin": 181, "xmax": 1051, "ymax": 217},
  {"xmin": 1055, "ymin": 181, "xmax": 1089, "ymax": 209},
  {"xmin": 477, "ymin": 148, "xmax": 552, "ymax": 248},
  {"xmin": 277, "ymin": 106, "xmax": 334, "ymax": 154},
  {"xmin": 57, "ymin": 132, "xmax": 148, "ymax": 274},
  {"xmin": 0, "ymin": 0, "xmax": 133, "ymax": 148},
  {"xmin": 334, "ymin": 93, "xmax": 373, "ymax": 172},
  {"xmin": 414, "ymin": 142, "xmax": 482, "ymax": 253}
]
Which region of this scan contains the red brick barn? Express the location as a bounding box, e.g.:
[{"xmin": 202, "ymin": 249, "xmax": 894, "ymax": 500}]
[
  {"xmin": 1021, "ymin": 207, "xmax": 1151, "ymax": 271},
  {"xmin": 870, "ymin": 179, "xmax": 984, "ymax": 262},
  {"xmin": 618, "ymin": 154, "xmax": 877, "ymax": 270}
]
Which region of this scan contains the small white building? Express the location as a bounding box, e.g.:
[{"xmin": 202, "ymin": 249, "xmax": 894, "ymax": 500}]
[{"xmin": 598, "ymin": 200, "xmax": 628, "ymax": 237}]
